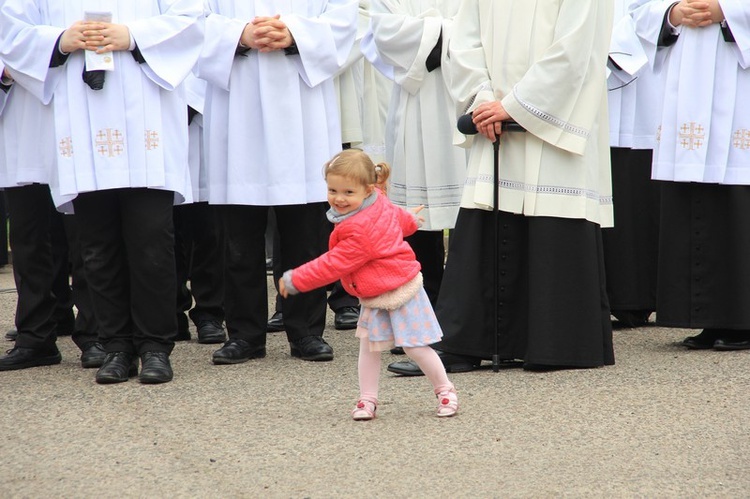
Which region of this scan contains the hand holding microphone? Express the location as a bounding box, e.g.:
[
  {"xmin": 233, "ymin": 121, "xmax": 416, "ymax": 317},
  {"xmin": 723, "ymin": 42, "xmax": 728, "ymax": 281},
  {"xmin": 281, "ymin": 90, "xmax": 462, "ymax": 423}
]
[{"xmin": 458, "ymin": 101, "xmax": 513, "ymax": 142}]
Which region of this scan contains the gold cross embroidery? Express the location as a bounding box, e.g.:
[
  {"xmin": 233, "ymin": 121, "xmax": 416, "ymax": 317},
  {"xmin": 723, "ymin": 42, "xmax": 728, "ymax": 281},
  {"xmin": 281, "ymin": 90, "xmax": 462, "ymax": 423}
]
[
  {"xmin": 732, "ymin": 129, "xmax": 750, "ymax": 150},
  {"xmin": 144, "ymin": 130, "xmax": 160, "ymax": 151},
  {"xmin": 95, "ymin": 129, "xmax": 125, "ymax": 157},
  {"xmin": 678, "ymin": 122, "xmax": 705, "ymax": 151},
  {"xmin": 59, "ymin": 137, "xmax": 73, "ymax": 158}
]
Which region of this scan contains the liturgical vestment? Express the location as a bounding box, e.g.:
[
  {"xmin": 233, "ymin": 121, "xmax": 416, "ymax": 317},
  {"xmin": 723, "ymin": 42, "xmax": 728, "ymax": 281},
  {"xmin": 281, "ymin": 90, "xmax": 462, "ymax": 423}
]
[{"xmin": 0, "ymin": 0, "xmax": 204, "ymax": 212}]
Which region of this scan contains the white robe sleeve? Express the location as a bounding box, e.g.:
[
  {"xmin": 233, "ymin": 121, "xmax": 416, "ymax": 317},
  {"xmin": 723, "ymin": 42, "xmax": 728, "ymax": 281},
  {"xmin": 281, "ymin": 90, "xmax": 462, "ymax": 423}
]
[
  {"xmin": 282, "ymin": 0, "xmax": 358, "ymax": 88},
  {"xmin": 629, "ymin": 0, "xmax": 673, "ymax": 71},
  {"xmin": 369, "ymin": 1, "xmax": 443, "ymax": 95},
  {"xmin": 195, "ymin": 5, "xmax": 246, "ymax": 91},
  {"xmin": 0, "ymin": 0, "xmax": 66, "ymax": 104},
  {"xmin": 609, "ymin": 12, "xmax": 649, "ymax": 84},
  {"xmin": 720, "ymin": 0, "xmax": 750, "ymax": 69},
  {"xmin": 126, "ymin": 0, "xmax": 205, "ymax": 91}
]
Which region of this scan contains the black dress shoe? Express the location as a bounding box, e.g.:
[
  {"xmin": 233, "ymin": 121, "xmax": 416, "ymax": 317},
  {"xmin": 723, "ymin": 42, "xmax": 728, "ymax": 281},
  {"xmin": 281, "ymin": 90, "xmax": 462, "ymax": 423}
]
[
  {"xmin": 387, "ymin": 350, "xmax": 482, "ymax": 376},
  {"xmin": 681, "ymin": 329, "xmax": 721, "ymax": 350},
  {"xmin": 713, "ymin": 330, "xmax": 750, "ymax": 351},
  {"xmin": 80, "ymin": 342, "xmax": 107, "ymax": 368},
  {"xmin": 5, "ymin": 329, "xmax": 17, "ymax": 341},
  {"xmin": 0, "ymin": 345, "xmax": 62, "ymax": 371},
  {"xmin": 266, "ymin": 311, "xmax": 285, "ymax": 333},
  {"xmin": 334, "ymin": 306, "xmax": 360, "ymax": 330},
  {"xmin": 289, "ymin": 336, "xmax": 333, "ymax": 361},
  {"xmin": 612, "ymin": 310, "xmax": 651, "ymax": 329},
  {"xmin": 95, "ymin": 352, "xmax": 138, "ymax": 384},
  {"xmin": 139, "ymin": 352, "xmax": 173, "ymax": 384},
  {"xmin": 196, "ymin": 319, "xmax": 227, "ymax": 344},
  {"xmin": 212, "ymin": 338, "xmax": 266, "ymax": 365}
]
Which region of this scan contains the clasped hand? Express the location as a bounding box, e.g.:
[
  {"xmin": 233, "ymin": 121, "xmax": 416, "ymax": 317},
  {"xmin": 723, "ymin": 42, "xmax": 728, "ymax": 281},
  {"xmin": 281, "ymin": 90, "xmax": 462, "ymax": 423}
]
[
  {"xmin": 60, "ymin": 21, "xmax": 130, "ymax": 54},
  {"xmin": 472, "ymin": 101, "xmax": 511, "ymax": 143},
  {"xmin": 670, "ymin": 0, "xmax": 724, "ymax": 28},
  {"xmin": 240, "ymin": 15, "xmax": 294, "ymax": 53}
]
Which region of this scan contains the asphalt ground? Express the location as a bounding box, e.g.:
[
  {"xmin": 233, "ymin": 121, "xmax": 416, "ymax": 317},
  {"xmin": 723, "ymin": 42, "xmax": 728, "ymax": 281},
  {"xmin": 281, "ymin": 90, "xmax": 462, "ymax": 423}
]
[{"xmin": 0, "ymin": 263, "xmax": 748, "ymax": 498}]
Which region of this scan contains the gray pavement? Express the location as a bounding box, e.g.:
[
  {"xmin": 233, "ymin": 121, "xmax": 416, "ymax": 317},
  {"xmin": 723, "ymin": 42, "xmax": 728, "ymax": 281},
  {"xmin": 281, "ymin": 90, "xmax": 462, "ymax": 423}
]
[{"xmin": 0, "ymin": 263, "xmax": 748, "ymax": 498}]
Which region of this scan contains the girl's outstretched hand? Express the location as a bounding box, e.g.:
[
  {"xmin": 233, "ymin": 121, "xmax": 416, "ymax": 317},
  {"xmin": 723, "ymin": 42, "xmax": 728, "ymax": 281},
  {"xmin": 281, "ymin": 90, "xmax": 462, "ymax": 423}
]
[
  {"xmin": 409, "ymin": 205, "xmax": 425, "ymax": 226},
  {"xmin": 278, "ymin": 278, "xmax": 288, "ymax": 298}
]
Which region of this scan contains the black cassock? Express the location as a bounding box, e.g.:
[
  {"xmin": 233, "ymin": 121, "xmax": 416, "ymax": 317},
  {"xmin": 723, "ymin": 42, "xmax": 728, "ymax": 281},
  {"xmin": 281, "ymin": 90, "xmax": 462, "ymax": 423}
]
[
  {"xmin": 434, "ymin": 208, "xmax": 615, "ymax": 368},
  {"xmin": 657, "ymin": 182, "xmax": 750, "ymax": 330}
]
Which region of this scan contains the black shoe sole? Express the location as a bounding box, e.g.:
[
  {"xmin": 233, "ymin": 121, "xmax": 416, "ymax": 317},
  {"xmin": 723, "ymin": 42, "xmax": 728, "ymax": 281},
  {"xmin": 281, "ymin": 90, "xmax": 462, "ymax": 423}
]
[
  {"xmin": 290, "ymin": 348, "xmax": 334, "ymax": 362},
  {"xmin": 139, "ymin": 372, "xmax": 174, "ymax": 384},
  {"xmin": 81, "ymin": 357, "xmax": 106, "ymax": 369},
  {"xmin": 212, "ymin": 349, "xmax": 266, "ymax": 365},
  {"xmin": 197, "ymin": 335, "xmax": 227, "ymax": 345},
  {"xmin": 0, "ymin": 353, "xmax": 62, "ymax": 371},
  {"xmin": 334, "ymin": 323, "xmax": 357, "ymax": 331},
  {"xmin": 95, "ymin": 366, "xmax": 138, "ymax": 384},
  {"xmin": 387, "ymin": 365, "xmax": 424, "ymax": 376}
]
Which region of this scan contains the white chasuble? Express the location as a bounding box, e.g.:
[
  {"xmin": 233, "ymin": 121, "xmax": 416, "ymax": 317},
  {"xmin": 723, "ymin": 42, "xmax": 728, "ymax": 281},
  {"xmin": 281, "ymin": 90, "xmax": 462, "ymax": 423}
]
[
  {"xmin": 369, "ymin": 0, "xmax": 467, "ymax": 231},
  {"xmin": 0, "ymin": 0, "xmax": 204, "ymax": 211},
  {"xmin": 632, "ymin": 1, "xmax": 750, "ymax": 185},
  {"xmin": 198, "ymin": 0, "xmax": 358, "ymax": 206}
]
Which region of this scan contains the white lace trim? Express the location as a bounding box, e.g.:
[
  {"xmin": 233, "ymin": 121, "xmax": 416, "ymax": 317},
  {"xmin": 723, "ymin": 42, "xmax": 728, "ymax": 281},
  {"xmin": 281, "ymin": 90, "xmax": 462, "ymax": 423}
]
[
  {"xmin": 513, "ymin": 87, "xmax": 589, "ymax": 138},
  {"xmin": 468, "ymin": 175, "xmax": 613, "ymax": 205}
]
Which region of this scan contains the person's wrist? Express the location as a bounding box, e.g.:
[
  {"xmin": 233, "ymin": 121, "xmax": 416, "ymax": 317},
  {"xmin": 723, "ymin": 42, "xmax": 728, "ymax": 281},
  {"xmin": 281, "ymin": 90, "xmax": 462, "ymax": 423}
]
[{"xmin": 668, "ymin": 2, "xmax": 683, "ymax": 27}]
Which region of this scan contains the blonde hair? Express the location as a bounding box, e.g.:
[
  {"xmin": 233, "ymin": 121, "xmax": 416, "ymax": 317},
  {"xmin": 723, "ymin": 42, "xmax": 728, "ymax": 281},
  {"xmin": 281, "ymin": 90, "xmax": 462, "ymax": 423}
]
[{"xmin": 323, "ymin": 149, "xmax": 391, "ymax": 194}]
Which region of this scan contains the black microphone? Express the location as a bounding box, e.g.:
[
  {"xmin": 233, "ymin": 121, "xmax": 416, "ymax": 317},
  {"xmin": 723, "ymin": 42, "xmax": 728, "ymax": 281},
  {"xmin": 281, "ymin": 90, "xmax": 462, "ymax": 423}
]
[
  {"xmin": 457, "ymin": 112, "xmax": 526, "ymax": 135},
  {"xmin": 457, "ymin": 112, "xmax": 478, "ymax": 135}
]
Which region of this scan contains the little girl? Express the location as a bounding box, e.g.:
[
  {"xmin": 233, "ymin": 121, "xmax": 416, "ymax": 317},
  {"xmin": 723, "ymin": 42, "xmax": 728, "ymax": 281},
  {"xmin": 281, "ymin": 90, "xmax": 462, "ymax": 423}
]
[{"xmin": 279, "ymin": 149, "xmax": 458, "ymax": 420}]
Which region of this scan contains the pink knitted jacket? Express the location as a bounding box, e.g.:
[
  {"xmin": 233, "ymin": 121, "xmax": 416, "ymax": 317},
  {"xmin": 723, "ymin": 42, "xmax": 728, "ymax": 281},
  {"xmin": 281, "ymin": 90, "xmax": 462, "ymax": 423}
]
[{"xmin": 290, "ymin": 191, "xmax": 421, "ymax": 299}]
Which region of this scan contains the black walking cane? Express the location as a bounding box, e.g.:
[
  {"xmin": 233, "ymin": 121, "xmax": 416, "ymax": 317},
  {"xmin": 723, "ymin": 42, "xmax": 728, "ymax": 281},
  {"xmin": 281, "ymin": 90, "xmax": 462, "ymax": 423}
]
[{"xmin": 458, "ymin": 115, "xmax": 525, "ymax": 372}]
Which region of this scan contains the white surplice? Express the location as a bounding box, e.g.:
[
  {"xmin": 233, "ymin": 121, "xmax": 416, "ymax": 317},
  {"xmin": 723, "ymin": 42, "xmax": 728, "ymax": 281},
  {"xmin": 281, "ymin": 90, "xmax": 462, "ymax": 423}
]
[
  {"xmin": 0, "ymin": 0, "xmax": 204, "ymax": 211},
  {"xmin": 369, "ymin": 0, "xmax": 467, "ymax": 230},
  {"xmin": 0, "ymin": 63, "xmax": 56, "ymax": 189},
  {"xmin": 333, "ymin": 1, "xmax": 390, "ymax": 164},
  {"xmin": 608, "ymin": 0, "xmax": 663, "ymax": 150},
  {"xmin": 631, "ymin": 0, "xmax": 750, "ymax": 185},
  {"xmin": 449, "ymin": 0, "xmax": 614, "ymax": 227},
  {"xmin": 185, "ymin": 73, "xmax": 208, "ymax": 203},
  {"xmin": 197, "ymin": 0, "xmax": 358, "ymax": 206}
]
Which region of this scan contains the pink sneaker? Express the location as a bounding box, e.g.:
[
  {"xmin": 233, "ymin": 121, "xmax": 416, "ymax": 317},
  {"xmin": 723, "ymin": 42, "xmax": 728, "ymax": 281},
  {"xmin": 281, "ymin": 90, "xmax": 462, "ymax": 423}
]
[
  {"xmin": 436, "ymin": 389, "xmax": 458, "ymax": 417},
  {"xmin": 351, "ymin": 399, "xmax": 377, "ymax": 421}
]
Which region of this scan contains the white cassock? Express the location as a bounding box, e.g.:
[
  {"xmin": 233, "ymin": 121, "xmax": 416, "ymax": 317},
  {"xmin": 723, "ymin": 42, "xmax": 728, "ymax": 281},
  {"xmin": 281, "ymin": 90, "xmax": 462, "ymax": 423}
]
[
  {"xmin": 608, "ymin": 0, "xmax": 663, "ymax": 150},
  {"xmin": 0, "ymin": 60, "xmax": 56, "ymax": 189},
  {"xmin": 369, "ymin": 0, "xmax": 467, "ymax": 231},
  {"xmin": 632, "ymin": 0, "xmax": 750, "ymax": 185},
  {"xmin": 0, "ymin": 0, "xmax": 203, "ymax": 212},
  {"xmin": 197, "ymin": 0, "xmax": 358, "ymax": 206},
  {"xmin": 185, "ymin": 73, "xmax": 208, "ymax": 203},
  {"xmin": 449, "ymin": 0, "xmax": 614, "ymax": 227}
]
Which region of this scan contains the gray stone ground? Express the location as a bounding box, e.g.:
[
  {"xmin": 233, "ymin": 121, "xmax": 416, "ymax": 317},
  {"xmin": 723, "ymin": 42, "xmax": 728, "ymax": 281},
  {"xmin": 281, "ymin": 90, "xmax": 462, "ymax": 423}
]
[{"xmin": 0, "ymin": 263, "xmax": 748, "ymax": 498}]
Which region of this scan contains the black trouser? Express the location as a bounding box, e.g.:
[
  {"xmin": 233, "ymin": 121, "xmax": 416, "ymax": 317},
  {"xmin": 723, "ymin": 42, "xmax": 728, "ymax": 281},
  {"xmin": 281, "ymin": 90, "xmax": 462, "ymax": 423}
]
[
  {"xmin": 174, "ymin": 202, "xmax": 225, "ymax": 325},
  {"xmin": 73, "ymin": 188, "xmax": 176, "ymax": 355},
  {"xmin": 219, "ymin": 203, "xmax": 327, "ymax": 345},
  {"xmin": 6, "ymin": 184, "xmax": 61, "ymax": 349},
  {"xmin": 405, "ymin": 230, "xmax": 445, "ymax": 306},
  {"xmin": 63, "ymin": 214, "xmax": 99, "ymax": 350}
]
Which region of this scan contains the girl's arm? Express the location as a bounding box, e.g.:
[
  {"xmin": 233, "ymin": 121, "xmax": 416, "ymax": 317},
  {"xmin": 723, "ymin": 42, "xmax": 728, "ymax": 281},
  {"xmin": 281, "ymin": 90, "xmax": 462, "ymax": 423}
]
[{"xmin": 282, "ymin": 229, "xmax": 372, "ymax": 295}]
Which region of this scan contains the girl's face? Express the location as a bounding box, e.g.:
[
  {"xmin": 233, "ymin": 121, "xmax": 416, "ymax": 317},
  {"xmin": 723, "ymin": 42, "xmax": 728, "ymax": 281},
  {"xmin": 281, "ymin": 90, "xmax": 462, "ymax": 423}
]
[{"xmin": 326, "ymin": 174, "xmax": 374, "ymax": 215}]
